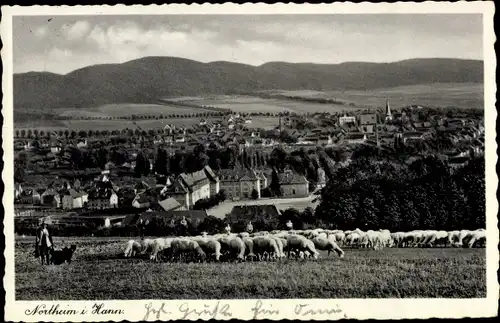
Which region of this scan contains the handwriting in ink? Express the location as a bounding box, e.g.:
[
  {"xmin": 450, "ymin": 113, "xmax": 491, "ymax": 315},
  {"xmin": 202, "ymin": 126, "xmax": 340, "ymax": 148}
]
[
  {"xmin": 250, "ymin": 300, "xmax": 280, "ymax": 319},
  {"xmin": 178, "ymin": 301, "xmax": 232, "ymax": 320},
  {"xmin": 143, "ymin": 302, "xmax": 172, "ymax": 321},
  {"xmin": 294, "ymin": 303, "xmax": 346, "ymax": 317}
]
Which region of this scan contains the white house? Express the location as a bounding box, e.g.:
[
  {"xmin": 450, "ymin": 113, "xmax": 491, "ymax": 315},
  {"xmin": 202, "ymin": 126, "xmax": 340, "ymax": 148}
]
[
  {"xmin": 61, "ymin": 189, "xmax": 88, "ymax": 210},
  {"xmin": 76, "ymin": 139, "xmax": 88, "ymax": 148},
  {"xmin": 339, "ymin": 114, "xmax": 356, "ymax": 125},
  {"xmin": 203, "ymin": 165, "xmax": 220, "ymax": 196},
  {"xmin": 50, "ymin": 145, "xmax": 61, "ymax": 153}
]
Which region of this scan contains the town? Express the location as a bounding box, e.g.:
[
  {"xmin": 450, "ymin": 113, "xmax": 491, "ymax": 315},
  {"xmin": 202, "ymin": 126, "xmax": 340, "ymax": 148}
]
[{"xmin": 13, "ymin": 100, "xmax": 485, "ymax": 237}]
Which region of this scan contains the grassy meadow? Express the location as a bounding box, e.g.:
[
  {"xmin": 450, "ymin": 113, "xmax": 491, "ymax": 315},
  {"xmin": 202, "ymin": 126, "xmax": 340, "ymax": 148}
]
[
  {"xmin": 268, "ymin": 83, "xmax": 484, "ymax": 110},
  {"xmin": 168, "ymin": 95, "xmax": 349, "ymax": 114},
  {"xmin": 15, "ymin": 237, "xmax": 485, "ymax": 300}
]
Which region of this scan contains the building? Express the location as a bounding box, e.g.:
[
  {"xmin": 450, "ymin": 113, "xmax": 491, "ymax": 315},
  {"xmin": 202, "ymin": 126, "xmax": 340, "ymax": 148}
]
[
  {"xmin": 179, "ymin": 169, "xmax": 211, "ymax": 206},
  {"xmin": 316, "ymin": 168, "xmax": 327, "ymax": 189},
  {"xmin": 358, "ymin": 113, "xmax": 377, "ymax": 134},
  {"xmin": 344, "ymin": 133, "xmax": 367, "ymax": 144},
  {"xmin": 61, "ymin": 189, "xmax": 88, "ymax": 210},
  {"xmin": 255, "ymin": 171, "xmax": 269, "ymax": 191},
  {"xmin": 203, "ymin": 165, "xmax": 220, "ymax": 196},
  {"xmin": 157, "ymin": 197, "xmax": 185, "ymax": 212},
  {"xmin": 14, "ymin": 207, "xmax": 36, "ymax": 217},
  {"xmin": 18, "ymin": 188, "xmax": 42, "ymax": 205},
  {"xmin": 360, "ymin": 124, "xmax": 375, "ymax": 134},
  {"xmin": 88, "ymin": 188, "xmax": 119, "ymax": 210},
  {"xmin": 359, "ymin": 114, "xmax": 377, "ymax": 125},
  {"xmin": 339, "ymin": 114, "xmax": 356, "ymax": 125},
  {"xmin": 131, "ymin": 194, "xmax": 152, "ymax": 209},
  {"xmin": 76, "ymin": 139, "xmax": 88, "ymax": 148},
  {"xmin": 166, "ymin": 169, "xmax": 211, "ymax": 209},
  {"xmin": 166, "ymin": 179, "xmax": 191, "ymax": 209},
  {"xmin": 50, "ymin": 145, "xmax": 61, "ymax": 153},
  {"xmin": 385, "ymin": 100, "xmax": 393, "ymax": 121},
  {"xmin": 41, "ymin": 186, "xmax": 62, "ymax": 207},
  {"xmin": 278, "ymin": 170, "xmax": 309, "ymax": 197},
  {"xmin": 217, "ymin": 168, "xmax": 261, "ymax": 200},
  {"xmin": 226, "ymin": 205, "xmax": 281, "ymax": 228},
  {"xmin": 14, "ymin": 183, "xmax": 23, "ymax": 200},
  {"xmin": 394, "ymin": 132, "xmax": 425, "ymax": 145}
]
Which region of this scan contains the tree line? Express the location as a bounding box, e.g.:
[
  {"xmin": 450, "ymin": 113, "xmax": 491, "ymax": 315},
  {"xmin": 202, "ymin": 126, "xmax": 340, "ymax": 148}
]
[{"xmin": 314, "ymin": 155, "xmax": 485, "ymax": 231}]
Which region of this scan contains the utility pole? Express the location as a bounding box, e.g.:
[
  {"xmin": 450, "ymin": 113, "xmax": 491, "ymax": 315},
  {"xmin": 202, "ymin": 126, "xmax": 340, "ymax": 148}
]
[{"xmin": 375, "ymin": 112, "xmax": 380, "ymax": 147}]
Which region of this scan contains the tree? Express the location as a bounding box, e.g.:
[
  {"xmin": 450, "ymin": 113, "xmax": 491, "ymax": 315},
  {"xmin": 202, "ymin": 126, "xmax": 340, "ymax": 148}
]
[
  {"xmin": 270, "ymin": 168, "xmax": 282, "ymax": 197},
  {"xmin": 135, "ymin": 152, "xmax": 150, "ymax": 177},
  {"xmin": 251, "ymin": 189, "xmax": 259, "ymax": 200},
  {"xmin": 261, "ymin": 187, "xmax": 272, "ymax": 198},
  {"xmin": 154, "ymin": 147, "xmax": 169, "ymax": 175},
  {"xmin": 216, "ymin": 189, "xmax": 228, "ymax": 202}
]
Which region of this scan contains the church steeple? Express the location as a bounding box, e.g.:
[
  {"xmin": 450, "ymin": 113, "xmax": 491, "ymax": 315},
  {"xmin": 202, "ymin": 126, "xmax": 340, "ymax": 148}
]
[{"xmin": 385, "ymin": 99, "xmax": 393, "ymax": 121}]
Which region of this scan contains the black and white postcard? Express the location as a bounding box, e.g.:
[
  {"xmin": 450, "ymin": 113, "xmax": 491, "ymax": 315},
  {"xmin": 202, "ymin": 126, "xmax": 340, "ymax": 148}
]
[{"xmin": 2, "ymin": 2, "xmax": 498, "ymax": 321}]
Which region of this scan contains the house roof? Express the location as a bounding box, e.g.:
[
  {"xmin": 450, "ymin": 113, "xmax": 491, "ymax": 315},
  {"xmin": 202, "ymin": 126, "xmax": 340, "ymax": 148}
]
[
  {"xmin": 227, "ymin": 205, "xmax": 281, "ymax": 222},
  {"xmin": 359, "ymin": 114, "xmax": 377, "ymax": 125},
  {"xmin": 203, "ymin": 165, "xmax": 219, "ymax": 182},
  {"xmin": 402, "ymin": 131, "xmax": 424, "ymax": 138},
  {"xmin": 158, "ymin": 197, "xmax": 182, "ymax": 212},
  {"xmin": 344, "ymin": 133, "xmax": 366, "ymax": 140},
  {"xmin": 179, "ymin": 169, "xmax": 208, "ymax": 188},
  {"xmin": 217, "ymin": 168, "xmax": 258, "ymax": 182},
  {"xmin": 135, "ymin": 180, "xmax": 151, "ymax": 191},
  {"xmin": 62, "ymin": 188, "xmax": 87, "ymax": 198},
  {"xmin": 278, "ymin": 172, "xmax": 309, "ymax": 185},
  {"xmin": 89, "ymin": 188, "xmax": 116, "ymax": 199}
]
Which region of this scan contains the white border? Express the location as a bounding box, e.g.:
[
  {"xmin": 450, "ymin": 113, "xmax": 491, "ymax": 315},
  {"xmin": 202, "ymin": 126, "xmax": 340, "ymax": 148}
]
[{"xmin": 2, "ymin": 3, "xmax": 498, "ymax": 321}]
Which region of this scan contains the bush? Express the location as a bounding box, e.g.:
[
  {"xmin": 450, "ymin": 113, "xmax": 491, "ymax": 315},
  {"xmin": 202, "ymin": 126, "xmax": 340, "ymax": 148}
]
[{"xmin": 251, "ymin": 189, "xmax": 259, "ymax": 200}]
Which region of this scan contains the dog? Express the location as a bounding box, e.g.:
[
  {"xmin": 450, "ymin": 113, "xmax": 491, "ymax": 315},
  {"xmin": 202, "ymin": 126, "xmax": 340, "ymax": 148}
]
[{"xmin": 49, "ymin": 245, "xmax": 77, "ymax": 265}]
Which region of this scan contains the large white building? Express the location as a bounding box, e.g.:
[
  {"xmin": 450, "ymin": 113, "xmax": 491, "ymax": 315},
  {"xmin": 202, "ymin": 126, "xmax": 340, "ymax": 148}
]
[
  {"xmin": 339, "ymin": 114, "xmax": 356, "ymax": 125},
  {"xmin": 217, "ymin": 168, "xmax": 261, "ymax": 200}
]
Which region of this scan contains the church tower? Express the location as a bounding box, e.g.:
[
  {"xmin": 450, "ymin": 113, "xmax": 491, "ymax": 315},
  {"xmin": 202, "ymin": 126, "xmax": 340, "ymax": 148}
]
[{"xmin": 385, "ymin": 99, "xmax": 393, "ymax": 121}]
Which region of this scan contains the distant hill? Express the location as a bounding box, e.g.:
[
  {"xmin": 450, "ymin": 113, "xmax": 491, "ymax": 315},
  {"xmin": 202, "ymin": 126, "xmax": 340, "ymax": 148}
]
[{"xmin": 14, "ymin": 57, "xmax": 483, "ymax": 117}]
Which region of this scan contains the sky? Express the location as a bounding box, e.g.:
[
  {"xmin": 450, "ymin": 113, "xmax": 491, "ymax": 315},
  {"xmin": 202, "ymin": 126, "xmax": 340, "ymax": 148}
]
[{"xmin": 13, "ymin": 14, "xmax": 483, "ymax": 74}]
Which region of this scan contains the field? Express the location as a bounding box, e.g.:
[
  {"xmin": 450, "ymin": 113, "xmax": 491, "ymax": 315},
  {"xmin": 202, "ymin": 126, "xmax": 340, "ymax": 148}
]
[
  {"xmin": 168, "ymin": 95, "xmax": 349, "ymax": 114},
  {"xmin": 15, "ymin": 237, "xmax": 485, "ymax": 300},
  {"xmin": 266, "ymin": 83, "xmax": 484, "ymax": 110},
  {"xmin": 59, "ymin": 103, "xmax": 215, "ymax": 118},
  {"xmin": 14, "ymin": 83, "xmax": 483, "ymax": 132}
]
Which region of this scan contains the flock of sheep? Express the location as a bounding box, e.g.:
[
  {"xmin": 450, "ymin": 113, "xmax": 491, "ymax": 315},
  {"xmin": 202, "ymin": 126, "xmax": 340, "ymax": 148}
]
[{"xmin": 123, "ymin": 228, "xmax": 486, "ymax": 263}]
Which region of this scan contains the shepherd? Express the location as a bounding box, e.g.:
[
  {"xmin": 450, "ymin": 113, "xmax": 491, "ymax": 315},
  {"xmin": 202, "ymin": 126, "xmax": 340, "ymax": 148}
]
[
  {"xmin": 139, "ymin": 218, "xmax": 149, "ymax": 240},
  {"xmin": 286, "ymin": 220, "xmax": 293, "ymax": 231},
  {"xmin": 178, "ymin": 216, "xmax": 189, "ymax": 236},
  {"xmin": 35, "ymin": 222, "xmax": 54, "ymax": 265}
]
